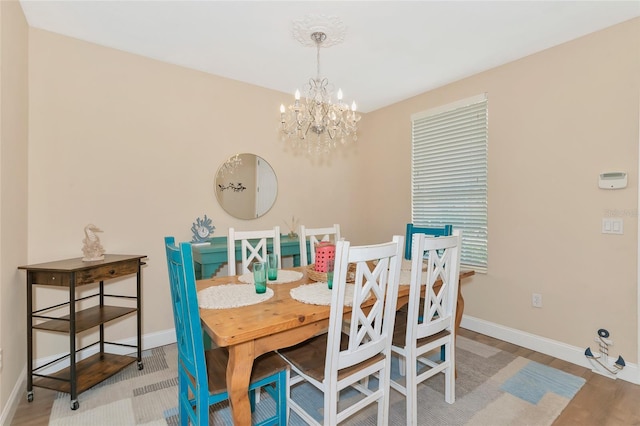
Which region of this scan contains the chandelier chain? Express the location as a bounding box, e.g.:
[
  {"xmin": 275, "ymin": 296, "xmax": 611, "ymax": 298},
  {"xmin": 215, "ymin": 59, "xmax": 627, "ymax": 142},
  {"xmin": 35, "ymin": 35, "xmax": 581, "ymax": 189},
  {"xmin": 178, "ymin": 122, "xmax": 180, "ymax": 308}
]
[{"xmin": 316, "ymin": 41, "xmax": 321, "ymax": 81}]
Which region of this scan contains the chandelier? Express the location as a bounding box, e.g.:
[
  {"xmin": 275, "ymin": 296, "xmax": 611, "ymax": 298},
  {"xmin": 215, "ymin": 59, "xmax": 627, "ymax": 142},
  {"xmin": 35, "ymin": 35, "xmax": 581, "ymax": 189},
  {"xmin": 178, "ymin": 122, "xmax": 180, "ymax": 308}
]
[
  {"xmin": 218, "ymin": 153, "xmax": 242, "ymax": 177},
  {"xmin": 279, "ymin": 20, "xmax": 360, "ymax": 155}
]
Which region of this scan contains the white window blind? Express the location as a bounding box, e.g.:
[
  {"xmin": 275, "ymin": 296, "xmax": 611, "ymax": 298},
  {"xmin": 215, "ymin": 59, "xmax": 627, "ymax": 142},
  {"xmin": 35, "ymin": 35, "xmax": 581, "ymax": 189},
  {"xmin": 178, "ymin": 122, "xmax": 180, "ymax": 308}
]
[{"xmin": 411, "ymin": 94, "xmax": 488, "ymax": 271}]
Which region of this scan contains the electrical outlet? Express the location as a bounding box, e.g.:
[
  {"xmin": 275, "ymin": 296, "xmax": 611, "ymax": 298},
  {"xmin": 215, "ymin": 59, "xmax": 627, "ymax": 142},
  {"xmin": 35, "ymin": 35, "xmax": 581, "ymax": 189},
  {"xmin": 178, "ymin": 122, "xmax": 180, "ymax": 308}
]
[{"xmin": 532, "ymin": 293, "xmax": 543, "ymax": 308}]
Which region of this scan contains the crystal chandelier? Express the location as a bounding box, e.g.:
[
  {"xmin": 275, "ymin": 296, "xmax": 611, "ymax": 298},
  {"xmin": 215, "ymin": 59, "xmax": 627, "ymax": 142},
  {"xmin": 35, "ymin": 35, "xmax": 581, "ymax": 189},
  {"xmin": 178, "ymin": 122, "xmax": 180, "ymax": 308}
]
[{"xmin": 280, "ymin": 27, "xmax": 360, "ymax": 155}]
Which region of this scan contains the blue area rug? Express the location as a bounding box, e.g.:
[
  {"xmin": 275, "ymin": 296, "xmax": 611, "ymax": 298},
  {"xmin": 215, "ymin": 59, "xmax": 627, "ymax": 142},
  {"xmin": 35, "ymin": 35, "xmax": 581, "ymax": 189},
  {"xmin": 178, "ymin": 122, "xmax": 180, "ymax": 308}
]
[{"xmin": 47, "ymin": 335, "xmax": 585, "ymax": 425}]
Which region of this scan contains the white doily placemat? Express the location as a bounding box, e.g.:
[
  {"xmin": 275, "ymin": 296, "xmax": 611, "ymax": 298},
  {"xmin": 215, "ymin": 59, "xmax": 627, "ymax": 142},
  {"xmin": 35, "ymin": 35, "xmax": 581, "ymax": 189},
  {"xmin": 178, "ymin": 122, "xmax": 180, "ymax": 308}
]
[
  {"xmin": 374, "ymin": 258, "xmax": 423, "ymax": 271},
  {"xmin": 399, "ymin": 270, "xmax": 428, "ymax": 286},
  {"xmin": 401, "ymin": 259, "xmax": 413, "ymax": 271},
  {"xmin": 290, "ymin": 282, "xmax": 360, "ymax": 306},
  {"xmin": 197, "ymin": 284, "xmax": 273, "ymax": 309},
  {"xmin": 369, "ymin": 259, "xmax": 425, "ymax": 285},
  {"xmin": 237, "ymin": 269, "xmax": 304, "ymax": 285}
]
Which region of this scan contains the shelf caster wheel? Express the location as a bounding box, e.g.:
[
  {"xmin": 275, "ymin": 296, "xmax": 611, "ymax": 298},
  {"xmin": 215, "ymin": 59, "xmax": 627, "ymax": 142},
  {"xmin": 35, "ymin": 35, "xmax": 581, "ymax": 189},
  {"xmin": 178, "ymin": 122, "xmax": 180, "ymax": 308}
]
[
  {"xmin": 71, "ymin": 400, "xmax": 79, "ymax": 410},
  {"xmin": 27, "ymin": 391, "xmax": 33, "ymax": 403},
  {"xmin": 137, "ymin": 361, "xmax": 144, "ymax": 370}
]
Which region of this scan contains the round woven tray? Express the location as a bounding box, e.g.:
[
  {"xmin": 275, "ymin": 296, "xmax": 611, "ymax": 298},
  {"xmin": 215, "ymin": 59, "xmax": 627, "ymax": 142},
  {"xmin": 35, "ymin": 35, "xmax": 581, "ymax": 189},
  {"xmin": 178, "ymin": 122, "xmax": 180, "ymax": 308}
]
[{"xmin": 306, "ymin": 263, "xmax": 356, "ymax": 283}]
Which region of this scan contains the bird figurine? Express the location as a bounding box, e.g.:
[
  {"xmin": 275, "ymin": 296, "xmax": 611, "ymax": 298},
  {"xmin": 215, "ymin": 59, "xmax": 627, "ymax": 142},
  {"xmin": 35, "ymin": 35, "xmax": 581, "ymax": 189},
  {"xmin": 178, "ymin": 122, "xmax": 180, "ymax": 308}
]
[{"xmin": 82, "ymin": 224, "xmax": 105, "ymax": 261}]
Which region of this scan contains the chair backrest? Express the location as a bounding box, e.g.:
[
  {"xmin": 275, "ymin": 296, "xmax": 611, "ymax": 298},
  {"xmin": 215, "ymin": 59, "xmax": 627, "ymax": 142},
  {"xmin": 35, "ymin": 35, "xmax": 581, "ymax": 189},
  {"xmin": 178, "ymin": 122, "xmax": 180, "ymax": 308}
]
[
  {"xmin": 227, "ymin": 226, "xmax": 281, "ymax": 275},
  {"xmin": 298, "ymin": 224, "xmax": 341, "ymax": 266},
  {"xmin": 163, "ymin": 237, "xmax": 208, "ymax": 391},
  {"xmin": 325, "ymin": 235, "xmax": 404, "ymax": 379},
  {"xmin": 404, "ymin": 223, "xmax": 453, "ymax": 259},
  {"xmin": 406, "ymin": 230, "xmax": 462, "ymax": 341}
]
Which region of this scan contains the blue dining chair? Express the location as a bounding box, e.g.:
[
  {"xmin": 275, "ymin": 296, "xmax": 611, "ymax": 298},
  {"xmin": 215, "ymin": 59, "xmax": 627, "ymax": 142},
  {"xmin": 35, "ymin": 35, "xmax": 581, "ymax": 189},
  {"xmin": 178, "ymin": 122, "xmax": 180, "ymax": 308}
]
[
  {"xmin": 404, "ymin": 223, "xmax": 453, "ymax": 259},
  {"xmin": 163, "ymin": 236, "xmax": 288, "ymax": 426}
]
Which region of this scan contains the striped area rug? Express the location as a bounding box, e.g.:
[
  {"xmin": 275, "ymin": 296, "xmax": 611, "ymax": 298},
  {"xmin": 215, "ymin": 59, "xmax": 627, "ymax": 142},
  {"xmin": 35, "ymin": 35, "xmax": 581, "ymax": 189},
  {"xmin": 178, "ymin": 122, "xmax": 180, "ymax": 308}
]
[{"xmin": 48, "ymin": 336, "xmax": 585, "ymax": 425}]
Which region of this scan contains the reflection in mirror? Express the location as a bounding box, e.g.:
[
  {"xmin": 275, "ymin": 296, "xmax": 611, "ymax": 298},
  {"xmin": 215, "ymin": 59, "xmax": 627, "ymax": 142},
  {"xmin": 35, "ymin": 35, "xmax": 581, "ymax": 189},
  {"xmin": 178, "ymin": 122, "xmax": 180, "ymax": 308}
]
[{"xmin": 215, "ymin": 153, "xmax": 278, "ymax": 220}]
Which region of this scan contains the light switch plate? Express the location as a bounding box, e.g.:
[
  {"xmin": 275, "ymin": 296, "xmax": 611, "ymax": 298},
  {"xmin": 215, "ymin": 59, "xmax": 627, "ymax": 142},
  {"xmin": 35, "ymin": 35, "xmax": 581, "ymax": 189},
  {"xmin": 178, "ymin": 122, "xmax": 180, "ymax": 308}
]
[{"xmin": 602, "ymin": 218, "xmax": 623, "ymax": 234}]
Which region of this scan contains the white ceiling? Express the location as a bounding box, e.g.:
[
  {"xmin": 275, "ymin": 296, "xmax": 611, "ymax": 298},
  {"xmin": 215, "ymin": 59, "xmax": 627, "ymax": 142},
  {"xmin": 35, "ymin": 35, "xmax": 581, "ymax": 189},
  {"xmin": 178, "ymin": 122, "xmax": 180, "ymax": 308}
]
[{"xmin": 19, "ymin": 1, "xmax": 640, "ymax": 113}]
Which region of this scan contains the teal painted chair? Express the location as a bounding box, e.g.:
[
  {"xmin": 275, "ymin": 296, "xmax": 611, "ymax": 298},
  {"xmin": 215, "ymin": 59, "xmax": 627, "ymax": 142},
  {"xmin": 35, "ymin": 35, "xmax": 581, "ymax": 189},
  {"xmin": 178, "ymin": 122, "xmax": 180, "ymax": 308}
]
[
  {"xmin": 404, "ymin": 223, "xmax": 453, "ymax": 259},
  {"xmin": 164, "ymin": 236, "xmax": 288, "ymax": 426}
]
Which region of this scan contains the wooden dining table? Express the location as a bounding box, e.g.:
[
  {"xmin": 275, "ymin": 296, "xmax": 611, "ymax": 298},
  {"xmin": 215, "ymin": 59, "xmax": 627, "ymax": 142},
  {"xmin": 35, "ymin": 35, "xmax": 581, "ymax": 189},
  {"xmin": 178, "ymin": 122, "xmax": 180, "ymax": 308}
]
[{"xmin": 197, "ymin": 265, "xmax": 474, "ymax": 425}]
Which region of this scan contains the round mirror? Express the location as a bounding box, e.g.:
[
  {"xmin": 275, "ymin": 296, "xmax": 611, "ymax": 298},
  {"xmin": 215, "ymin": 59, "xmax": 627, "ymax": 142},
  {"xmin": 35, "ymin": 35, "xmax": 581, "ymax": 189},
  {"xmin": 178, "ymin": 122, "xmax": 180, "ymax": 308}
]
[{"xmin": 215, "ymin": 153, "xmax": 278, "ymax": 219}]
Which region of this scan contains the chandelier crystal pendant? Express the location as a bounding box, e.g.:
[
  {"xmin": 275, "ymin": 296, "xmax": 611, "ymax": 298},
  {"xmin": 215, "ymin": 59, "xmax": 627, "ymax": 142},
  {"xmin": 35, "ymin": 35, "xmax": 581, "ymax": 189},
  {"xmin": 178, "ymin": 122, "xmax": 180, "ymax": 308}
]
[
  {"xmin": 218, "ymin": 153, "xmax": 242, "ymax": 177},
  {"xmin": 280, "ymin": 30, "xmax": 360, "ymax": 155}
]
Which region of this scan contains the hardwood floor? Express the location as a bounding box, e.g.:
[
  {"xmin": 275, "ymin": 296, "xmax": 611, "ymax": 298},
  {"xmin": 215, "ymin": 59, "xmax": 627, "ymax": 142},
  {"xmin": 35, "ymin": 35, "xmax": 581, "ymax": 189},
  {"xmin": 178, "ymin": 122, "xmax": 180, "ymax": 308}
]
[
  {"xmin": 10, "ymin": 329, "xmax": 640, "ymax": 425},
  {"xmin": 10, "ymin": 386, "xmax": 56, "ymax": 426}
]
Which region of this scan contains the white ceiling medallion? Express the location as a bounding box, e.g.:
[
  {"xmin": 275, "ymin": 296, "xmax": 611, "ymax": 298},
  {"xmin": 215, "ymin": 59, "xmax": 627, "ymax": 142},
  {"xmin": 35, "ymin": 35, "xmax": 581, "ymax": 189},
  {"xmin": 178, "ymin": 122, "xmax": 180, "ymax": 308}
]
[{"xmin": 291, "ymin": 15, "xmax": 346, "ymax": 48}]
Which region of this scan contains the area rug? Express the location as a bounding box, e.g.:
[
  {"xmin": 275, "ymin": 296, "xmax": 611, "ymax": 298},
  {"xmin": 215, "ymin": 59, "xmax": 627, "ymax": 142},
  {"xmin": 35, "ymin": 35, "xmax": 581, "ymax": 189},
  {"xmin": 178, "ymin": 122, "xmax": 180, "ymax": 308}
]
[{"xmin": 48, "ymin": 335, "xmax": 586, "ymax": 425}]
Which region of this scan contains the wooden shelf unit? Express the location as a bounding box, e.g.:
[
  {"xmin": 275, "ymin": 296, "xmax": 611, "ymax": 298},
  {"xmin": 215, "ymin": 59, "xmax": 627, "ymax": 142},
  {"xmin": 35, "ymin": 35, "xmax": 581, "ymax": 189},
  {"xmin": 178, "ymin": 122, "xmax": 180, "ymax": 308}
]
[{"xmin": 19, "ymin": 254, "xmax": 146, "ymax": 410}]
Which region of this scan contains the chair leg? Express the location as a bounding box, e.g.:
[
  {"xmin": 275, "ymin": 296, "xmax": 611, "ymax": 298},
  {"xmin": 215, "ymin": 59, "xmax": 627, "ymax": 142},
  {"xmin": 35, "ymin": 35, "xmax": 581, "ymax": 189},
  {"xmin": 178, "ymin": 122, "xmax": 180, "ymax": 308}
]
[
  {"xmin": 406, "ymin": 350, "xmax": 418, "ymax": 425},
  {"xmin": 360, "ymin": 376, "xmax": 370, "ymax": 390},
  {"xmin": 444, "ymin": 342, "xmax": 456, "ymax": 404},
  {"xmin": 285, "ymin": 370, "xmax": 293, "ymax": 424},
  {"xmin": 249, "ymin": 387, "xmax": 256, "ymax": 411},
  {"xmin": 178, "ymin": 375, "xmax": 189, "ymax": 426},
  {"xmin": 378, "ymin": 366, "xmax": 391, "ymax": 425},
  {"xmin": 325, "ymin": 384, "xmax": 340, "ymax": 426},
  {"xmin": 377, "ymin": 393, "xmax": 385, "ymax": 425},
  {"xmin": 259, "ymin": 371, "xmax": 288, "ymax": 425},
  {"xmin": 196, "ymin": 392, "xmax": 209, "ymax": 426},
  {"xmin": 399, "ymin": 355, "xmax": 406, "ymax": 376},
  {"xmin": 202, "ymin": 331, "xmax": 213, "ymax": 350},
  {"xmin": 278, "ymin": 369, "xmax": 288, "ymax": 426}
]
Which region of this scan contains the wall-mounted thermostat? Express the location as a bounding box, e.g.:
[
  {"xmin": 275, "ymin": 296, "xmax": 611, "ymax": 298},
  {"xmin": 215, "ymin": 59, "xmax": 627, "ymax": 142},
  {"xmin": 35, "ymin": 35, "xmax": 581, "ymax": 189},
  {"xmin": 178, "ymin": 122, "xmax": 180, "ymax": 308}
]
[{"xmin": 599, "ymin": 172, "xmax": 627, "ymax": 189}]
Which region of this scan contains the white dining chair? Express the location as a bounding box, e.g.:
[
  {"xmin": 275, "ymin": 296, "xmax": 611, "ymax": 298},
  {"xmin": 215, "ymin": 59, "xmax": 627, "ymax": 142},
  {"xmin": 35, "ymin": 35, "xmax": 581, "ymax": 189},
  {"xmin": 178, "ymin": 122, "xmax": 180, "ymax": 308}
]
[
  {"xmin": 278, "ymin": 235, "xmax": 403, "ymax": 425},
  {"xmin": 227, "ymin": 226, "xmax": 281, "ymax": 275},
  {"xmin": 298, "ymin": 224, "xmax": 341, "ymax": 266},
  {"xmin": 390, "ymin": 230, "xmax": 462, "ymax": 425}
]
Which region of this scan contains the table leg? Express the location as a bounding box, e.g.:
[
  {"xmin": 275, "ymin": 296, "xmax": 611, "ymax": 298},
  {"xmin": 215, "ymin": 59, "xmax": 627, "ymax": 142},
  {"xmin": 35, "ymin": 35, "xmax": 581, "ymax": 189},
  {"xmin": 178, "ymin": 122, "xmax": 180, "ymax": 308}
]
[
  {"xmin": 455, "ymin": 285, "xmax": 465, "ymax": 333},
  {"xmin": 454, "ymin": 283, "xmax": 465, "ymax": 379},
  {"xmin": 227, "ymin": 341, "xmax": 255, "ymax": 425}
]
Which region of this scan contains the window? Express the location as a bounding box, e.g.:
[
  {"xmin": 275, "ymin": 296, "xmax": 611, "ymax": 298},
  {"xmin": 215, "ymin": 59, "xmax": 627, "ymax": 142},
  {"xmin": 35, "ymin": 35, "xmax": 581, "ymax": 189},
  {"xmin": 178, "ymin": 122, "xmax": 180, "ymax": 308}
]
[{"xmin": 411, "ymin": 94, "xmax": 488, "ymax": 271}]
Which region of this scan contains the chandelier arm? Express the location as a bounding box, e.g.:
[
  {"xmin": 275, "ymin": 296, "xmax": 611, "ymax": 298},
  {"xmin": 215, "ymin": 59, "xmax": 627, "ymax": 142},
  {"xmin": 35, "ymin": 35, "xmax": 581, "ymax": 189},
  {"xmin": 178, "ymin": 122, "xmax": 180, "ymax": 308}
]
[{"xmin": 302, "ymin": 122, "xmax": 313, "ymax": 139}]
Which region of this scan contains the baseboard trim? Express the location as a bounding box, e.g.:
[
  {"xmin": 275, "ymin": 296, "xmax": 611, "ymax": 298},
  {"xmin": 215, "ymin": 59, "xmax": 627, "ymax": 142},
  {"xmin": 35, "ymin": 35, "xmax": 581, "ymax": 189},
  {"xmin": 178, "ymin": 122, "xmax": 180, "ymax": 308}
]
[
  {"xmin": 461, "ymin": 315, "xmax": 639, "ymax": 385},
  {"xmin": 1, "ymin": 328, "xmax": 177, "ymax": 424},
  {"xmin": 0, "ymin": 366, "xmax": 27, "ymax": 426}
]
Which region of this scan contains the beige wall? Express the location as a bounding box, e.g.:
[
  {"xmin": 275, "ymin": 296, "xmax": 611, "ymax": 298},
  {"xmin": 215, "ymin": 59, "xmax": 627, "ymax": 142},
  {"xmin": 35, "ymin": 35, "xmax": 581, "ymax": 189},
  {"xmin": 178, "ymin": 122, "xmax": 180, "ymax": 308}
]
[
  {"xmin": 365, "ymin": 18, "xmax": 640, "ymax": 361},
  {"xmin": 0, "ymin": 0, "xmax": 29, "ymax": 413},
  {"xmin": 26, "ymin": 28, "xmax": 367, "ymax": 358}
]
